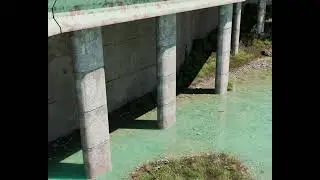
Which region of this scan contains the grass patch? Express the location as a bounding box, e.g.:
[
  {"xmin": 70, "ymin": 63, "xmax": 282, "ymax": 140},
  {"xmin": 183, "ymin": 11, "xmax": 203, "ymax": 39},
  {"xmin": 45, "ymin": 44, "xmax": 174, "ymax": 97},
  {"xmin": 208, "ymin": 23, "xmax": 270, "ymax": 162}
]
[
  {"xmin": 130, "ymin": 152, "xmax": 254, "ymax": 180},
  {"xmin": 230, "ymin": 49, "xmax": 256, "ymax": 69},
  {"xmin": 196, "ymin": 52, "xmax": 216, "ymax": 79},
  {"xmin": 252, "ymin": 38, "xmax": 272, "ymax": 49},
  {"xmin": 227, "ymin": 81, "xmax": 234, "ymax": 91},
  {"xmin": 194, "ymin": 42, "xmax": 268, "ymax": 79}
]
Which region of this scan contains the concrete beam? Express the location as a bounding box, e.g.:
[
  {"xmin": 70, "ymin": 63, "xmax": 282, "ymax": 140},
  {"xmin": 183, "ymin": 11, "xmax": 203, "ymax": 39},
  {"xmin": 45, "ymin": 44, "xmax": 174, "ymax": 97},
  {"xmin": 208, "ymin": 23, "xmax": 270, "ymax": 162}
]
[
  {"xmin": 215, "ymin": 4, "xmax": 233, "ymax": 94},
  {"xmin": 71, "ymin": 27, "xmax": 111, "ymax": 179},
  {"xmin": 156, "ymin": 14, "xmax": 176, "ymax": 129},
  {"xmin": 257, "ymin": 0, "xmax": 267, "ymax": 34},
  {"xmin": 231, "ymin": 2, "xmax": 242, "ymax": 55},
  {"xmin": 48, "ymin": 0, "xmax": 246, "ymax": 37}
]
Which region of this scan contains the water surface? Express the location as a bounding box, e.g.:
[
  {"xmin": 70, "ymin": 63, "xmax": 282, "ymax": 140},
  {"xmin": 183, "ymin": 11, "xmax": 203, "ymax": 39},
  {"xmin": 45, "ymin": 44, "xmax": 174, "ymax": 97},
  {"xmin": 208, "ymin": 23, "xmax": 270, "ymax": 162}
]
[{"xmin": 48, "ymin": 68, "xmax": 272, "ymax": 180}]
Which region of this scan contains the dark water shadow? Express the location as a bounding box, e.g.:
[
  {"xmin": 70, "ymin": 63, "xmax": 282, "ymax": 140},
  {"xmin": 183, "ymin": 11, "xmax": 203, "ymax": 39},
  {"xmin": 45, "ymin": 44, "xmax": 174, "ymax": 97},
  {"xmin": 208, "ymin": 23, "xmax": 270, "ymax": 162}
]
[
  {"xmin": 108, "ymin": 91, "xmax": 159, "ymax": 133},
  {"xmin": 180, "ymin": 88, "xmax": 216, "ymax": 94},
  {"xmin": 48, "ymin": 163, "xmax": 86, "ymax": 179},
  {"xmin": 48, "ymin": 92, "xmax": 160, "ymax": 179},
  {"xmin": 109, "ymin": 119, "xmax": 159, "ymax": 131}
]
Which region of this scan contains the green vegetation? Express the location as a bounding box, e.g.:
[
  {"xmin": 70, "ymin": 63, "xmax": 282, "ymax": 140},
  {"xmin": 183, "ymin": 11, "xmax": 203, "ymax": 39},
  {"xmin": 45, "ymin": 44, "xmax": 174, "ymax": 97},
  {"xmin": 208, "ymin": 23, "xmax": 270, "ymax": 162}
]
[
  {"xmin": 131, "ymin": 152, "xmax": 253, "ymax": 180},
  {"xmin": 177, "ymin": 3, "xmax": 272, "ymax": 90},
  {"xmin": 227, "ymin": 81, "xmax": 234, "ymax": 91},
  {"xmin": 179, "ymin": 37, "xmax": 271, "ymax": 83}
]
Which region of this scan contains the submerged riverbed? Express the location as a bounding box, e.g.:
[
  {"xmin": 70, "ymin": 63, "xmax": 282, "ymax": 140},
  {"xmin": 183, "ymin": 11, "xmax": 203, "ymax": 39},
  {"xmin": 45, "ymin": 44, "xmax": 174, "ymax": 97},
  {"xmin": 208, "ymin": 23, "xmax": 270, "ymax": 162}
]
[{"xmin": 48, "ymin": 67, "xmax": 272, "ymax": 180}]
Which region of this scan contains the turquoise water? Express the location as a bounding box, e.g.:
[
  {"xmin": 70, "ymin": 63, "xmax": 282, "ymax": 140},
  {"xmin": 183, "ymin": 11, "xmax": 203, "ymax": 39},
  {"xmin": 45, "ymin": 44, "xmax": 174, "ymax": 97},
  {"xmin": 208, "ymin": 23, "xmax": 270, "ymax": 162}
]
[{"xmin": 48, "ymin": 69, "xmax": 272, "ymax": 180}]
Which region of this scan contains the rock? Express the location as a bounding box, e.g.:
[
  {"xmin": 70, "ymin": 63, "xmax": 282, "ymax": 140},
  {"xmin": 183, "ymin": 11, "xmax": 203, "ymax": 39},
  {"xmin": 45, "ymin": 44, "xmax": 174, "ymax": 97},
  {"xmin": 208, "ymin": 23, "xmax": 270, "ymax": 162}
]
[{"xmin": 262, "ymin": 50, "xmax": 272, "ymax": 57}]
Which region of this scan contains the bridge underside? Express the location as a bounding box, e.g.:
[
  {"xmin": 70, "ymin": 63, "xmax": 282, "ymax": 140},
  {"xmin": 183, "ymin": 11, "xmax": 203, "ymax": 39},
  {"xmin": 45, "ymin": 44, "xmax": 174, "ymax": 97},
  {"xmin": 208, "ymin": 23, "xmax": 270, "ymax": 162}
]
[{"xmin": 46, "ymin": 0, "xmax": 266, "ymax": 178}]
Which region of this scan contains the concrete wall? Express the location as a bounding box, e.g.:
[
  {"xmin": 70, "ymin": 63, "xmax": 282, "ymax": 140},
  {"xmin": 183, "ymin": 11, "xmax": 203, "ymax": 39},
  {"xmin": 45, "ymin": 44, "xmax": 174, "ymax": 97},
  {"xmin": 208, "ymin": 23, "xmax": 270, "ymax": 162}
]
[{"xmin": 48, "ymin": 7, "xmax": 218, "ymax": 142}]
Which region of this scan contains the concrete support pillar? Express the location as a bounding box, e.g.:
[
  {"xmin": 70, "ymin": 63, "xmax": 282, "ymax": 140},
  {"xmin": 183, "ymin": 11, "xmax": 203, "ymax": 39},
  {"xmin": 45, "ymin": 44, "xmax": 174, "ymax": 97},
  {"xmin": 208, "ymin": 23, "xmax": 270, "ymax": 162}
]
[
  {"xmin": 231, "ymin": 2, "xmax": 242, "ymax": 55},
  {"xmin": 71, "ymin": 27, "xmax": 111, "ymax": 179},
  {"xmin": 257, "ymin": 0, "xmax": 267, "ymax": 34},
  {"xmin": 156, "ymin": 14, "xmax": 177, "ymax": 129},
  {"xmin": 215, "ymin": 4, "xmax": 233, "ymax": 94}
]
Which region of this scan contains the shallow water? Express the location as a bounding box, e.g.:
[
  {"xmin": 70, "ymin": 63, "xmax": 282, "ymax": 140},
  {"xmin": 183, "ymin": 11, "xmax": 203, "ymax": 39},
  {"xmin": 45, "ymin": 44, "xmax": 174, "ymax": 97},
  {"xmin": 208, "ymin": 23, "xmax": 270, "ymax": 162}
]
[{"xmin": 48, "ymin": 68, "xmax": 272, "ymax": 180}]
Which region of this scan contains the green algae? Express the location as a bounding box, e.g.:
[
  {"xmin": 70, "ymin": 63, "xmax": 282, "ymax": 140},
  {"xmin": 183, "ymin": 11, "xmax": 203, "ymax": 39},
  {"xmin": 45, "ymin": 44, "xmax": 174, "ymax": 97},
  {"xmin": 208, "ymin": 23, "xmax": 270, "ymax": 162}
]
[{"xmin": 48, "ymin": 68, "xmax": 272, "ymax": 180}]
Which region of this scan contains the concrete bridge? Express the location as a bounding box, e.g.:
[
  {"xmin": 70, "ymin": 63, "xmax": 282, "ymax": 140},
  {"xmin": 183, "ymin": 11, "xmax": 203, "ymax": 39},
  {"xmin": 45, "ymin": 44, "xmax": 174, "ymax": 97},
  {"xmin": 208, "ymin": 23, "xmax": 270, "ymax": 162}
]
[{"xmin": 48, "ymin": 0, "xmax": 268, "ymax": 178}]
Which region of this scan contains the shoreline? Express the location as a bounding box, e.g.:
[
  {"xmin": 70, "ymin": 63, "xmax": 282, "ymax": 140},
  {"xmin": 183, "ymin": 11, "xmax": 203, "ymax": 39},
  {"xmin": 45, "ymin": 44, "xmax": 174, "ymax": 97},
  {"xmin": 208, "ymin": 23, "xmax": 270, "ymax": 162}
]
[{"xmin": 177, "ymin": 57, "xmax": 272, "ymax": 101}]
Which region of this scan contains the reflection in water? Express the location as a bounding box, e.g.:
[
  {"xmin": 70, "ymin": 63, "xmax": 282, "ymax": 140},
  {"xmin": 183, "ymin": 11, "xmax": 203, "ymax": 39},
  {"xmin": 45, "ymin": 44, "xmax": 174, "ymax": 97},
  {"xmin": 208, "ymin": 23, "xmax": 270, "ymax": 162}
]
[{"xmin": 216, "ymin": 95, "xmax": 228, "ymax": 149}]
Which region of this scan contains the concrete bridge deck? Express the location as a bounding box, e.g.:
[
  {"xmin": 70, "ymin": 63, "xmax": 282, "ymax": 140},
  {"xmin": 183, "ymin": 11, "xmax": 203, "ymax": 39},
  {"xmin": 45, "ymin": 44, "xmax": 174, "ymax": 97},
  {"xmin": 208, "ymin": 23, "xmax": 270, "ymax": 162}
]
[{"xmin": 48, "ymin": 0, "xmax": 244, "ymax": 37}]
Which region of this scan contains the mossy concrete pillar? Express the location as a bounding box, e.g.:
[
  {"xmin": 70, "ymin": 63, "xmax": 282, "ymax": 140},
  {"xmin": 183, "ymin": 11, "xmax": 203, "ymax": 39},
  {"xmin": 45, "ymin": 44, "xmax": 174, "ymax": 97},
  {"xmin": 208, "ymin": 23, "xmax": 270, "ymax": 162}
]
[
  {"xmin": 71, "ymin": 27, "xmax": 111, "ymax": 179},
  {"xmin": 231, "ymin": 2, "xmax": 242, "ymax": 55},
  {"xmin": 257, "ymin": 0, "xmax": 267, "ymax": 34},
  {"xmin": 156, "ymin": 14, "xmax": 177, "ymax": 129},
  {"xmin": 215, "ymin": 4, "xmax": 233, "ymax": 94}
]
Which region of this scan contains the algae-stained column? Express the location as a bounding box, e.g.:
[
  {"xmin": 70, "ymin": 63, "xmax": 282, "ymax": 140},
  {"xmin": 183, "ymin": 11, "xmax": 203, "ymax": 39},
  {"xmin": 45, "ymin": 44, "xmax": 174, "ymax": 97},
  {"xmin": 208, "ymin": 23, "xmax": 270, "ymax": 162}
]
[
  {"xmin": 156, "ymin": 14, "xmax": 177, "ymax": 129},
  {"xmin": 231, "ymin": 2, "xmax": 242, "ymax": 55},
  {"xmin": 257, "ymin": 0, "xmax": 267, "ymax": 34},
  {"xmin": 215, "ymin": 4, "xmax": 233, "ymax": 94},
  {"xmin": 71, "ymin": 27, "xmax": 111, "ymax": 179}
]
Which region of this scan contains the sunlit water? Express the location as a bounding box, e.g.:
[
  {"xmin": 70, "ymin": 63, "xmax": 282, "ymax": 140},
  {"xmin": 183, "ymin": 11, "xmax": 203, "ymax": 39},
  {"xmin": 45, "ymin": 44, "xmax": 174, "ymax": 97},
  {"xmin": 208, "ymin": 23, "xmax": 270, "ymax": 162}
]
[{"xmin": 48, "ymin": 69, "xmax": 272, "ymax": 180}]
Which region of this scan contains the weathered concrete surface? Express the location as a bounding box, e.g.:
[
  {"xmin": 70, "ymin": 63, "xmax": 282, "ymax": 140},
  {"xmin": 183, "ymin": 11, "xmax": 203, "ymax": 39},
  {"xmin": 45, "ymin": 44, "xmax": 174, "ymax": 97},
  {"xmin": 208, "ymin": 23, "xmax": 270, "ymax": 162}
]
[
  {"xmin": 176, "ymin": 7, "xmax": 219, "ymax": 73},
  {"xmin": 48, "ymin": 33, "xmax": 80, "ymax": 142},
  {"xmin": 48, "ymin": 0, "xmax": 169, "ymax": 13},
  {"xmin": 215, "ymin": 4, "xmax": 233, "ymax": 94},
  {"xmin": 48, "ymin": 0, "xmax": 245, "ymax": 37},
  {"xmin": 102, "ymin": 26, "xmax": 156, "ymax": 82},
  {"xmin": 156, "ymin": 14, "xmax": 177, "ymax": 129},
  {"xmin": 48, "ymin": 7, "xmax": 221, "ymax": 142},
  {"xmin": 102, "ymin": 18, "xmax": 157, "ymax": 112},
  {"xmin": 257, "ymin": 0, "xmax": 267, "ymax": 34},
  {"xmin": 72, "ymin": 27, "xmax": 111, "ymax": 178},
  {"xmin": 231, "ymin": 3, "xmax": 242, "ymax": 55}
]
